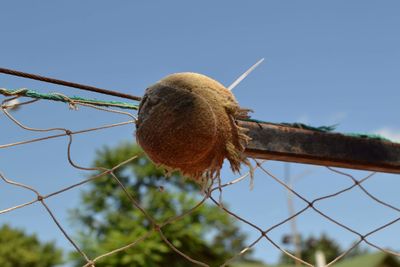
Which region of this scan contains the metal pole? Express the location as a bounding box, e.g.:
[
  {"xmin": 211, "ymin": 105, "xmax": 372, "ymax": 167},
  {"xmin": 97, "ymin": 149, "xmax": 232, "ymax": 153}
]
[{"xmin": 285, "ymin": 163, "xmax": 302, "ymax": 266}]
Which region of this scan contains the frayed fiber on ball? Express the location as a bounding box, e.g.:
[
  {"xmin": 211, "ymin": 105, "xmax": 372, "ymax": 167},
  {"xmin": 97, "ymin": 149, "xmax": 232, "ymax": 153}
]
[{"xmin": 136, "ymin": 72, "xmax": 252, "ymax": 185}]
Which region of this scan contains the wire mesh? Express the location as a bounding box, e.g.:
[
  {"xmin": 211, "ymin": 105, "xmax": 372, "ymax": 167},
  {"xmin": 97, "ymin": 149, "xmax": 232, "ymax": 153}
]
[{"xmin": 1, "ymin": 93, "xmax": 399, "ymax": 267}]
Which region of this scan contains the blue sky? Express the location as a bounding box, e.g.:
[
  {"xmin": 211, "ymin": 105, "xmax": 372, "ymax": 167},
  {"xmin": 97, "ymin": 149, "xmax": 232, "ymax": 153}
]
[{"xmin": 1, "ymin": 1, "xmax": 400, "ymax": 265}]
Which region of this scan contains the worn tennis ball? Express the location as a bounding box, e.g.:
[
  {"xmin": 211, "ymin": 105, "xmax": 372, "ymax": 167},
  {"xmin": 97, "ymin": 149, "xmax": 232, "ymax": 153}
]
[{"xmin": 136, "ymin": 73, "xmax": 251, "ymax": 184}]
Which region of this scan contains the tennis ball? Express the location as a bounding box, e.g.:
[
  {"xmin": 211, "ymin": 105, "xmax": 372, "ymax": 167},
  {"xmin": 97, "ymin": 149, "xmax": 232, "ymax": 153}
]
[{"xmin": 136, "ymin": 73, "xmax": 251, "ymax": 184}]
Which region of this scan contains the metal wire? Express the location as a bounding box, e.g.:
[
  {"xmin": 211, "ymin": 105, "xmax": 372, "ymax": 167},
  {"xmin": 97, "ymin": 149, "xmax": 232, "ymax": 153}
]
[{"xmin": 0, "ymin": 67, "xmax": 142, "ymax": 101}]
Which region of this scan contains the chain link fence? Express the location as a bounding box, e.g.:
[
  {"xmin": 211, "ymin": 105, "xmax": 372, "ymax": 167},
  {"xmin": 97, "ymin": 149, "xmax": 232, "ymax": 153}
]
[{"xmin": 1, "ymin": 92, "xmax": 399, "ymax": 267}]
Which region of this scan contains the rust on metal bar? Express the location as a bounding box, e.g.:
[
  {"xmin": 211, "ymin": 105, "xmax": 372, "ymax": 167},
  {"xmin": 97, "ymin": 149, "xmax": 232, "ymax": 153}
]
[
  {"xmin": 239, "ymin": 120, "xmax": 400, "ymax": 174},
  {"xmin": 0, "ymin": 67, "xmax": 141, "ymax": 101}
]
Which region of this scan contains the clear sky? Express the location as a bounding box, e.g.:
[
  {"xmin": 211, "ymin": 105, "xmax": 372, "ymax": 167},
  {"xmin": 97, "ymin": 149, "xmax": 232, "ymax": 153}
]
[{"xmin": 1, "ymin": 1, "xmax": 400, "ymax": 265}]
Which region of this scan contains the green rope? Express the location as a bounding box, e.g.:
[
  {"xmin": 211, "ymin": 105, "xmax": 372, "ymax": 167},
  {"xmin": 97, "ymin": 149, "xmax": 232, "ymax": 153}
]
[
  {"xmin": 344, "ymin": 133, "xmax": 392, "ymax": 142},
  {"xmin": 1, "ymin": 88, "xmax": 396, "ymax": 143},
  {"xmin": 243, "ymin": 118, "xmax": 396, "ymax": 143},
  {"xmin": 0, "ymin": 88, "xmax": 139, "ymax": 110},
  {"xmin": 243, "ymin": 118, "xmax": 337, "ymax": 133}
]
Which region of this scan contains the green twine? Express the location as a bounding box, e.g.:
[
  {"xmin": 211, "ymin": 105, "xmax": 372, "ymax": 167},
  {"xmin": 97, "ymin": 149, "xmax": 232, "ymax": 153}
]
[
  {"xmin": 1, "ymin": 88, "xmax": 396, "ymax": 143},
  {"xmin": 0, "ymin": 88, "xmax": 139, "ymax": 110},
  {"xmin": 243, "ymin": 118, "xmax": 337, "ymax": 133},
  {"xmin": 344, "ymin": 133, "xmax": 392, "ymax": 142},
  {"xmin": 243, "ymin": 118, "xmax": 396, "ymax": 143}
]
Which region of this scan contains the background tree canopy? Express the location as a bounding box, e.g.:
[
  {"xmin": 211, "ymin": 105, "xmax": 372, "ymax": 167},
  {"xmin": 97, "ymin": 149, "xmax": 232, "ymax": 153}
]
[
  {"xmin": 279, "ymin": 234, "xmax": 368, "ymax": 265},
  {"xmin": 0, "ymin": 224, "xmax": 62, "ymax": 267},
  {"xmin": 70, "ymin": 142, "xmax": 254, "ymax": 267}
]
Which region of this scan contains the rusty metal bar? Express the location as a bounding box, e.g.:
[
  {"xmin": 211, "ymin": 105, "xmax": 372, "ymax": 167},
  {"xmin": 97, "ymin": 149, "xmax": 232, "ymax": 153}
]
[
  {"xmin": 240, "ymin": 120, "xmax": 400, "ymax": 174},
  {"xmin": 0, "ymin": 67, "xmax": 141, "ymax": 101}
]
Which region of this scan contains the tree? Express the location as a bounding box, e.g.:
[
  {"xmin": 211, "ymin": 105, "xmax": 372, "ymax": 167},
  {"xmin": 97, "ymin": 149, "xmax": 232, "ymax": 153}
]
[
  {"xmin": 70, "ymin": 142, "xmax": 254, "ymax": 266},
  {"xmin": 0, "ymin": 224, "xmax": 62, "ymax": 267},
  {"xmin": 280, "ymin": 234, "xmax": 370, "ymax": 265},
  {"xmin": 279, "ymin": 234, "xmax": 341, "ymax": 265}
]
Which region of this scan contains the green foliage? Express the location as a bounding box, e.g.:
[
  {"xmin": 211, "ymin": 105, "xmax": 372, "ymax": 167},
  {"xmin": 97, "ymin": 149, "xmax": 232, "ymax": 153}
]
[
  {"xmin": 70, "ymin": 142, "xmax": 252, "ymax": 266},
  {"xmin": 280, "ymin": 234, "xmax": 371, "ymax": 265},
  {"xmin": 0, "ymin": 224, "xmax": 62, "ymax": 267},
  {"xmin": 279, "ymin": 234, "xmax": 341, "ymax": 265}
]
